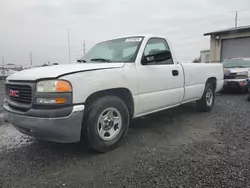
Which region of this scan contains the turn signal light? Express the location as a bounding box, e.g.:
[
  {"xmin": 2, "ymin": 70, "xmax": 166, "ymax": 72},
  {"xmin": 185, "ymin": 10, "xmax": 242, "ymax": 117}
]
[
  {"xmin": 56, "ymin": 80, "xmax": 72, "ymax": 92},
  {"xmin": 55, "ymin": 98, "xmax": 66, "ymax": 104},
  {"xmin": 36, "ymin": 98, "xmax": 67, "ymax": 104}
]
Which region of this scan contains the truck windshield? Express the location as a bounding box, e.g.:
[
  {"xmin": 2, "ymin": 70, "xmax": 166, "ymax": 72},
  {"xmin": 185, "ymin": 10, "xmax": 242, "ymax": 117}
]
[
  {"xmin": 222, "ymin": 59, "xmax": 250, "ymax": 68},
  {"xmin": 78, "ymin": 37, "xmax": 144, "ymax": 63}
]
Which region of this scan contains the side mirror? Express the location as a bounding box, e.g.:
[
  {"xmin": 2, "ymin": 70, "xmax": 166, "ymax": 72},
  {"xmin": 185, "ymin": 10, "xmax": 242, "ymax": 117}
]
[{"xmin": 141, "ymin": 50, "xmax": 172, "ymax": 65}]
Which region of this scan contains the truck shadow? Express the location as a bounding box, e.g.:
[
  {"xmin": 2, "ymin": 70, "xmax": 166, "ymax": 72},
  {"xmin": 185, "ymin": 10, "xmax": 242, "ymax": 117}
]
[
  {"xmin": 130, "ymin": 102, "xmax": 197, "ymax": 131},
  {"xmin": 5, "ymin": 102, "xmax": 198, "ymax": 154},
  {"xmin": 220, "ymin": 89, "xmax": 248, "ymax": 95},
  {"xmin": 1, "ymin": 102, "xmax": 201, "ymax": 181},
  {"xmin": 29, "ymin": 102, "xmax": 197, "ymax": 152},
  {"xmin": 10, "ymin": 102, "xmax": 197, "ymax": 154}
]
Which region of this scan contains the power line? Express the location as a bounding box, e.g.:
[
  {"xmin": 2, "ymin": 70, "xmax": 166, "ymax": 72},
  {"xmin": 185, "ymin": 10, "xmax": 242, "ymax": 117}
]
[
  {"xmin": 171, "ymin": 15, "xmax": 250, "ymax": 33},
  {"xmin": 151, "ymin": 9, "xmax": 250, "ymax": 34},
  {"xmin": 231, "ymin": 7, "xmax": 250, "ymax": 12},
  {"xmin": 70, "ymin": 9, "xmax": 250, "ymax": 61},
  {"xmin": 159, "ymin": 15, "xmax": 250, "ymax": 41},
  {"xmin": 187, "ymin": 8, "xmax": 250, "ymax": 24}
]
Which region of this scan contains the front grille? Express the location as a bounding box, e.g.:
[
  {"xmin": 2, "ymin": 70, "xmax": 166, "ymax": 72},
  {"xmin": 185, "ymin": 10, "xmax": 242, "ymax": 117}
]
[
  {"xmin": 224, "ymin": 73, "xmax": 237, "ymax": 79},
  {"xmin": 6, "ymin": 84, "xmax": 32, "ymax": 104},
  {"xmin": 224, "ymin": 74, "xmax": 247, "ymax": 79}
]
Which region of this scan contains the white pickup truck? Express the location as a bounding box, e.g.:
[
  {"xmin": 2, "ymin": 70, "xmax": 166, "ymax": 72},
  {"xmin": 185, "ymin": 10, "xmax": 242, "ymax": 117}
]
[{"xmin": 3, "ymin": 35, "xmax": 223, "ymax": 152}]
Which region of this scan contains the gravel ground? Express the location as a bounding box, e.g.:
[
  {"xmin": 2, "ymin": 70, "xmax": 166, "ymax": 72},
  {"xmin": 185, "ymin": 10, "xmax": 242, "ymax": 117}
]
[{"xmin": 1, "ymin": 93, "xmax": 250, "ymax": 188}]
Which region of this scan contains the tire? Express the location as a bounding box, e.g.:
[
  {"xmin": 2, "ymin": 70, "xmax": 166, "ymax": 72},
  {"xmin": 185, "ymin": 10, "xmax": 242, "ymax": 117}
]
[
  {"xmin": 241, "ymin": 87, "xmax": 247, "ymax": 93},
  {"xmin": 196, "ymin": 82, "xmax": 215, "ymax": 112},
  {"xmin": 84, "ymin": 96, "xmax": 130, "ymax": 153},
  {"xmin": 246, "ymin": 95, "xmax": 250, "ymax": 101}
]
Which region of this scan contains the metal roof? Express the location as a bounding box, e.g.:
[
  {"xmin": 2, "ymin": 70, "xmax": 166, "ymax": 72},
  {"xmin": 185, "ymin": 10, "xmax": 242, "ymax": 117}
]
[
  {"xmin": 200, "ymin": 49, "xmax": 210, "ymax": 53},
  {"xmin": 204, "ymin": 25, "xmax": 250, "ymax": 36},
  {"xmin": 226, "ymin": 57, "xmax": 250, "ymax": 60}
]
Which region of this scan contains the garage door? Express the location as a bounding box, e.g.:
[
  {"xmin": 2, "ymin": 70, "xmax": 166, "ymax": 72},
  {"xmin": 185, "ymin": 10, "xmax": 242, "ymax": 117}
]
[{"xmin": 221, "ymin": 37, "xmax": 250, "ymax": 61}]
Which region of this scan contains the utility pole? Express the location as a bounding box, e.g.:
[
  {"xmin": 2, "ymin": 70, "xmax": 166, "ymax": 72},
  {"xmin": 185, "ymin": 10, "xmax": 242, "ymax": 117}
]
[
  {"xmin": 2, "ymin": 56, "xmax": 4, "ymax": 68},
  {"xmin": 83, "ymin": 40, "xmax": 86, "ymax": 55},
  {"xmin": 30, "ymin": 52, "xmax": 32, "ymax": 67},
  {"xmin": 68, "ymin": 29, "xmax": 71, "ymax": 64},
  {"xmin": 235, "ymin": 11, "xmax": 238, "ymax": 28},
  {"xmin": 2, "ymin": 56, "xmax": 4, "ymax": 75}
]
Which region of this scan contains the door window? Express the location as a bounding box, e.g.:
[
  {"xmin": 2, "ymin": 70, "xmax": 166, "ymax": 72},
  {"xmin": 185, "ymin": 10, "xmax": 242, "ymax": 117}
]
[{"xmin": 143, "ymin": 38, "xmax": 173, "ymax": 65}]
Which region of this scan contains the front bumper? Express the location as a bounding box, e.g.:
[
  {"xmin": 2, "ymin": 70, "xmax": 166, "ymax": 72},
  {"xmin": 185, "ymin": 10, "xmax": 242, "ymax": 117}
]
[
  {"xmin": 223, "ymin": 79, "xmax": 248, "ymax": 89},
  {"xmin": 3, "ymin": 103, "xmax": 84, "ymax": 143}
]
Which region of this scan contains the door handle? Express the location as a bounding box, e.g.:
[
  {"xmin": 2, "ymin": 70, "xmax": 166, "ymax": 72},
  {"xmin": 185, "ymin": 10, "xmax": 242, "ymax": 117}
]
[{"xmin": 172, "ymin": 70, "xmax": 179, "ymax": 76}]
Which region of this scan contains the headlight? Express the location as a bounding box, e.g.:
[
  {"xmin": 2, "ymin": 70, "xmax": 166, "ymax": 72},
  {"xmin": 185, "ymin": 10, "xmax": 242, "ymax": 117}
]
[
  {"xmin": 237, "ymin": 72, "xmax": 248, "ymax": 76},
  {"xmin": 36, "ymin": 80, "xmax": 72, "ymax": 92},
  {"xmin": 235, "ymin": 71, "xmax": 248, "ymax": 79}
]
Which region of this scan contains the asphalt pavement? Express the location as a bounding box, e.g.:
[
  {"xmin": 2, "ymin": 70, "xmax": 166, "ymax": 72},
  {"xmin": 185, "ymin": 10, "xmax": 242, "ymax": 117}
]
[{"xmin": 0, "ymin": 93, "xmax": 250, "ymax": 187}]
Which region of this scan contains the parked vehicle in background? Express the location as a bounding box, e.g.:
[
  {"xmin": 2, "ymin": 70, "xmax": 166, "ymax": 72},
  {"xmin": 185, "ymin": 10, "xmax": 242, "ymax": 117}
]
[
  {"xmin": 3, "ymin": 35, "xmax": 224, "ymax": 152},
  {"xmin": 223, "ymin": 58, "xmax": 250, "ymax": 92}
]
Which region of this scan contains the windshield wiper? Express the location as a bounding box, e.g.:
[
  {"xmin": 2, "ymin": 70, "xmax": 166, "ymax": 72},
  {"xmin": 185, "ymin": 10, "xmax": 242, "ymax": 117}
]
[
  {"xmin": 90, "ymin": 58, "xmax": 112, "ymax": 62},
  {"xmin": 77, "ymin": 59, "xmax": 86, "ymax": 63}
]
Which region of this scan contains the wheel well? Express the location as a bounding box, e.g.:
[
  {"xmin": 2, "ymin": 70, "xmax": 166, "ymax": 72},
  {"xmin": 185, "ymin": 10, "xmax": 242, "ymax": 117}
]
[
  {"xmin": 206, "ymin": 77, "xmax": 217, "ymax": 89},
  {"xmin": 85, "ymin": 88, "xmax": 134, "ymax": 118}
]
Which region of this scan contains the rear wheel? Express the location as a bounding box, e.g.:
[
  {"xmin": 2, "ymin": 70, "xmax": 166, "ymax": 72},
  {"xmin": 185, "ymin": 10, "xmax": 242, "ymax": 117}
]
[
  {"xmin": 84, "ymin": 96, "xmax": 130, "ymax": 152},
  {"xmin": 196, "ymin": 83, "xmax": 215, "ymax": 112}
]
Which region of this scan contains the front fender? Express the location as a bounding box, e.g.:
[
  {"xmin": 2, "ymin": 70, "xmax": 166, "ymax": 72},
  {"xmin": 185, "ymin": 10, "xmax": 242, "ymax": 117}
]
[{"xmin": 60, "ymin": 64, "xmax": 138, "ymax": 104}]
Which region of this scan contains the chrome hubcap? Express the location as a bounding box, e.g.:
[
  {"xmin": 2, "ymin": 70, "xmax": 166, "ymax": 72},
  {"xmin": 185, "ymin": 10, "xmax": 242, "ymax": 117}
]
[
  {"xmin": 206, "ymin": 89, "xmax": 213, "ymax": 107},
  {"xmin": 97, "ymin": 108, "xmax": 122, "ymax": 141}
]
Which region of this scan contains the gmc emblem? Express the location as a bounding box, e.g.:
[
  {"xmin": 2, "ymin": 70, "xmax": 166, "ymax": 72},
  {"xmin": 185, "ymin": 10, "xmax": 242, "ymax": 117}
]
[{"xmin": 9, "ymin": 89, "xmax": 19, "ymax": 97}]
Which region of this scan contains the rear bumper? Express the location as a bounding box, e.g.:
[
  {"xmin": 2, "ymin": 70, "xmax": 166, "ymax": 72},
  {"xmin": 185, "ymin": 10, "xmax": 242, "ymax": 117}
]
[{"xmin": 3, "ymin": 103, "xmax": 84, "ymax": 143}]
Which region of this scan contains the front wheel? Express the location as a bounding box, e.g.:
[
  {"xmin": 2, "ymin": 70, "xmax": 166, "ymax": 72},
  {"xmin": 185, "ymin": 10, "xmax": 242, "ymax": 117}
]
[
  {"xmin": 84, "ymin": 96, "xmax": 130, "ymax": 152},
  {"xmin": 196, "ymin": 83, "xmax": 215, "ymax": 112}
]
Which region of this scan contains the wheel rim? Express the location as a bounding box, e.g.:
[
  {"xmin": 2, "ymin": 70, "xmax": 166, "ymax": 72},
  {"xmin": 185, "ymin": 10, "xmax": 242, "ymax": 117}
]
[
  {"xmin": 206, "ymin": 89, "xmax": 213, "ymax": 107},
  {"xmin": 97, "ymin": 108, "xmax": 122, "ymax": 141}
]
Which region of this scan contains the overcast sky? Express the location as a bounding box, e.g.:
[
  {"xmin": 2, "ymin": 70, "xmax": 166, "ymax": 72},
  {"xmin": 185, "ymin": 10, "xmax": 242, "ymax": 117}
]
[{"xmin": 1, "ymin": 0, "xmax": 250, "ymax": 66}]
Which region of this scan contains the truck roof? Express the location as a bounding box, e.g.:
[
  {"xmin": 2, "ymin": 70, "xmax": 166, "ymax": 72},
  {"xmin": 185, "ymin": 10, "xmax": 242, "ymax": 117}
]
[{"xmin": 111, "ymin": 34, "xmax": 169, "ymax": 40}]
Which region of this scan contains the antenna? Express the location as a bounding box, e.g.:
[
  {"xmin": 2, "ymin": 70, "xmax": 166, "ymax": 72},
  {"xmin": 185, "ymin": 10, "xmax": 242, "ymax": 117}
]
[{"xmin": 68, "ymin": 29, "xmax": 71, "ymax": 63}]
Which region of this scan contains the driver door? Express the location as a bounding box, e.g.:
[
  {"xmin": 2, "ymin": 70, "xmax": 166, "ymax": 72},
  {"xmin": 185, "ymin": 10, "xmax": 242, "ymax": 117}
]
[{"xmin": 136, "ymin": 38, "xmax": 184, "ymax": 115}]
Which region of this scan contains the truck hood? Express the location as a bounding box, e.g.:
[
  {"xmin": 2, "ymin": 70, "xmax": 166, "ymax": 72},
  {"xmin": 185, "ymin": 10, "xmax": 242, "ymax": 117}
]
[
  {"xmin": 7, "ymin": 63, "xmax": 125, "ymax": 81},
  {"xmin": 227, "ymin": 67, "xmax": 250, "ymax": 73}
]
